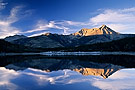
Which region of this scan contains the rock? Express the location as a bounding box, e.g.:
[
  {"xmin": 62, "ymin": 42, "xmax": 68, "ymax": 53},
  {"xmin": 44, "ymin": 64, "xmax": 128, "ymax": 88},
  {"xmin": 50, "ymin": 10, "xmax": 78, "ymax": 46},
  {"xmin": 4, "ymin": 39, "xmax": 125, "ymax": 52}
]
[{"xmin": 72, "ymin": 25, "xmax": 119, "ymax": 36}]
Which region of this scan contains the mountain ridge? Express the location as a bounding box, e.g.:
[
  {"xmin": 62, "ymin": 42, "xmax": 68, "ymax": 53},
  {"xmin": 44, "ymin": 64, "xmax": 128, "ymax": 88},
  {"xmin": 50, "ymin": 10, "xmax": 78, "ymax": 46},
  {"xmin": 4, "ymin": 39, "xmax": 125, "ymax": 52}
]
[
  {"xmin": 72, "ymin": 25, "xmax": 119, "ymax": 36},
  {"xmin": 3, "ymin": 25, "xmax": 135, "ymax": 48}
]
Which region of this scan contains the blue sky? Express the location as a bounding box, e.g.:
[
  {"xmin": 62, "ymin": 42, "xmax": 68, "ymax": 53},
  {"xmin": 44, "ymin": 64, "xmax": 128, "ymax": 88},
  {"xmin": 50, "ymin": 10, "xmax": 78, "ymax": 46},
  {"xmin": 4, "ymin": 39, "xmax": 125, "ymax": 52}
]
[{"xmin": 1, "ymin": 0, "xmax": 135, "ymax": 38}]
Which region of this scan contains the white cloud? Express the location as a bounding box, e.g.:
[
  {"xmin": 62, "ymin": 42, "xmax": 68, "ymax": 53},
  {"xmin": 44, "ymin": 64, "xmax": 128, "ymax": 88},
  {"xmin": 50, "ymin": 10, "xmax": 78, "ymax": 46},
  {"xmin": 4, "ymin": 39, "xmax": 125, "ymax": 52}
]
[
  {"xmin": 54, "ymin": 20, "xmax": 90, "ymax": 26},
  {"xmin": 0, "ymin": 5, "xmax": 32, "ymax": 38},
  {"xmin": 25, "ymin": 20, "xmax": 92, "ymax": 37},
  {"xmin": 0, "ymin": 0, "xmax": 7, "ymax": 10},
  {"xmin": 28, "ymin": 31, "xmax": 49, "ymax": 37},
  {"xmin": 25, "ymin": 20, "xmax": 74, "ymax": 36},
  {"xmin": 121, "ymin": 7, "xmax": 135, "ymax": 12},
  {"xmin": 90, "ymin": 8, "xmax": 135, "ymax": 33},
  {"xmin": 106, "ymin": 24, "xmax": 134, "ymax": 33},
  {"xmin": 0, "ymin": 6, "xmax": 22, "ymax": 38},
  {"xmin": 7, "ymin": 6, "xmax": 23, "ymax": 24},
  {"xmin": 92, "ymin": 69, "xmax": 135, "ymax": 90},
  {"xmin": 27, "ymin": 7, "xmax": 135, "ymax": 37},
  {"xmin": 0, "ymin": 67, "xmax": 19, "ymax": 90},
  {"xmin": 25, "ymin": 20, "xmax": 69, "ymax": 34},
  {"xmin": 0, "ymin": 67, "xmax": 135, "ymax": 90},
  {"xmin": 90, "ymin": 9, "xmax": 135, "ymax": 24}
]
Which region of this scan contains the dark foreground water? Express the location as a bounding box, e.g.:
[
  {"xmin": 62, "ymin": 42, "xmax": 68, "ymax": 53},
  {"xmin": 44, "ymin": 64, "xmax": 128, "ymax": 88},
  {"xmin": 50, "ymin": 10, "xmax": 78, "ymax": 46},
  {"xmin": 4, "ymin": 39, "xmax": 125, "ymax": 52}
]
[{"xmin": 0, "ymin": 55, "xmax": 135, "ymax": 90}]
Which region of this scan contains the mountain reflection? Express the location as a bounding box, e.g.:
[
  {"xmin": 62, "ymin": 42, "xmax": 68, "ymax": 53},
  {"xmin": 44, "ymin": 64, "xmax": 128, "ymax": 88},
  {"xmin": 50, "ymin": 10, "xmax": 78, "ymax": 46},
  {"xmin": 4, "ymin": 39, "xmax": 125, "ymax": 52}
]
[
  {"xmin": 3, "ymin": 56, "xmax": 123, "ymax": 79},
  {"xmin": 73, "ymin": 67, "xmax": 120, "ymax": 79},
  {"xmin": 0, "ymin": 55, "xmax": 135, "ymax": 90}
]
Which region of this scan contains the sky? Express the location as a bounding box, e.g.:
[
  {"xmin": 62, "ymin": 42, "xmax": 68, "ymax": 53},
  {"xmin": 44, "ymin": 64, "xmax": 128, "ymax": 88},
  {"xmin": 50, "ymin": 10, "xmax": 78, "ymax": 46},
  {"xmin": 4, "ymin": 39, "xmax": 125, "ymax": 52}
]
[{"xmin": 1, "ymin": 0, "xmax": 135, "ymax": 38}]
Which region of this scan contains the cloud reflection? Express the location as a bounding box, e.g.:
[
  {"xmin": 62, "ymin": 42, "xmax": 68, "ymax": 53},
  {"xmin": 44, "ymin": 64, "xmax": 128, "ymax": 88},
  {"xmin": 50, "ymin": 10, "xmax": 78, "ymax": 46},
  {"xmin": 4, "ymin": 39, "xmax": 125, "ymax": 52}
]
[
  {"xmin": 0, "ymin": 67, "xmax": 134, "ymax": 90},
  {"xmin": 93, "ymin": 69, "xmax": 135, "ymax": 90}
]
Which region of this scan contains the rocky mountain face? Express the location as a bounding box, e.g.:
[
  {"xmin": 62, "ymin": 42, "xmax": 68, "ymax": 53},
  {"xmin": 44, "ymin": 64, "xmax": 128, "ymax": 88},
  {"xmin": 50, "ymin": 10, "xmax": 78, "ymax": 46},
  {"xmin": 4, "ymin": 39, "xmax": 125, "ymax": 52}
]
[
  {"xmin": 72, "ymin": 25, "xmax": 119, "ymax": 36},
  {"xmin": 4, "ymin": 25, "xmax": 135, "ymax": 48}
]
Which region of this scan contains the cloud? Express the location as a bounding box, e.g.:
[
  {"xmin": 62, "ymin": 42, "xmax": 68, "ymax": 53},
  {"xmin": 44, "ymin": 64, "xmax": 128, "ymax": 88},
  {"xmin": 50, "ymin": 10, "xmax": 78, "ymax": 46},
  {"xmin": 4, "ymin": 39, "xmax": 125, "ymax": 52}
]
[
  {"xmin": 28, "ymin": 31, "xmax": 49, "ymax": 37},
  {"xmin": 25, "ymin": 20, "xmax": 79, "ymax": 36},
  {"xmin": 25, "ymin": 20, "xmax": 69, "ymax": 34},
  {"xmin": 0, "ymin": 6, "xmax": 22, "ymax": 38},
  {"xmin": 0, "ymin": 5, "xmax": 32, "ymax": 38},
  {"xmin": 1, "ymin": 67, "xmax": 135, "ymax": 90},
  {"xmin": 7, "ymin": 6, "xmax": 23, "ymax": 24},
  {"xmin": 0, "ymin": 0, "xmax": 7, "ymax": 10},
  {"xmin": 0, "ymin": 67, "xmax": 19, "ymax": 90},
  {"xmin": 92, "ymin": 69, "xmax": 135, "ymax": 90},
  {"xmin": 90, "ymin": 8, "xmax": 135, "ymax": 33},
  {"xmin": 27, "ymin": 7, "xmax": 135, "ymax": 37},
  {"xmin": 54, "ymin": 20, "xmax": 90, "ymax": 26},
  {"xmin": 121, "ymin": 7, "xmax": 135, "ymax": 12},
  {"xmin": 25, "ymin": 20, "xmax": 91, "ymax": 37},
  {"xmin": 90, "ymin": 8, "xmax": 135, "ymax": 24}
]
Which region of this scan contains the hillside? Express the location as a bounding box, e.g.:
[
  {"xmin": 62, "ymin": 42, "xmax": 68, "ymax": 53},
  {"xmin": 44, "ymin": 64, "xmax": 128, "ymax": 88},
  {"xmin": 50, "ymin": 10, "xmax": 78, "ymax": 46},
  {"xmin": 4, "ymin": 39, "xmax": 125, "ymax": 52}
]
[
  {"xmin": 1, "ymin": 36, "xmax": 135, "ymax": 52},
  {"xmin": 72, "ymin": 37, "xmax": 135, "ymax": 51},
  {"xmin": 0, "ymin": 39, "xmax": 40, "ymax": 53},
  {"xmin": 5, "ymin": 35, "xmax": 27, "ymax": 42}
]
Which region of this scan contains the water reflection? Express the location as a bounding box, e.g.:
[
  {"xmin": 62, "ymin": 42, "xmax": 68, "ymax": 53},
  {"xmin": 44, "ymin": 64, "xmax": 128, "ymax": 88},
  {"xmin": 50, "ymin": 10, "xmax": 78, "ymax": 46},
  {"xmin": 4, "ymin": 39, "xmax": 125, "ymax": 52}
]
[
  {"xmin": 5, "ymin": 58, "xmax": 123, "ymax": 79},
  {"xmin": 0, "ymin": 67, "xmax": 135, "ymax": 90},
  {"xmin": 0, "ymin": 55, "xmax": 135, "ymax": 90}
]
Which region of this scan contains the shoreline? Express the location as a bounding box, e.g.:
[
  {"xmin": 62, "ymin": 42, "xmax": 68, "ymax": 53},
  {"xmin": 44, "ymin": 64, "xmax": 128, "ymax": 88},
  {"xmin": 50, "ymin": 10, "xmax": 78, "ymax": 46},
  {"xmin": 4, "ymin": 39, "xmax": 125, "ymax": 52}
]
[{"xmin": 1, "ymin": 51, "xmax": 135, "ymax": 56}]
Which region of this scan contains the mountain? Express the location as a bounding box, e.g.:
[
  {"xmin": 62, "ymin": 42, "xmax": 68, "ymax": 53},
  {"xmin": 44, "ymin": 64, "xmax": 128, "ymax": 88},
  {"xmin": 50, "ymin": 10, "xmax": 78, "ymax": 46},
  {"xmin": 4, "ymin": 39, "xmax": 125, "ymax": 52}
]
[
  {"xmin": 5, "ymin": 35, "xmax": 27, "ymax": 42},
  {"xmin": 4, "ymin": 25, "xmax": 135, "ymax": 49},
  {"xmin": 10, "ymin": 35, "xmax": 64, "ymax": 48},
  {"xmin": 72, "ymin": 25, "xmax": 119, "ymax": 36},
  {"xmin": 0, "ymin": 39, "xmax": 40, "ymax": 53},
  {"xmin": 70, "ymin": 37, "xmax": 135, "ymax": 52}
]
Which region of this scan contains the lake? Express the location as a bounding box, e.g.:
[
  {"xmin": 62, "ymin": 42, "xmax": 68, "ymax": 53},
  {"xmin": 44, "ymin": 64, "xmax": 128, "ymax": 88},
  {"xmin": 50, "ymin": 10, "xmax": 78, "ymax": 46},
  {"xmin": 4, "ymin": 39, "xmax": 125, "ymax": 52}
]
[{"xmin": 0, "ymin": 54, "xmax": 135, "ymax": 90}]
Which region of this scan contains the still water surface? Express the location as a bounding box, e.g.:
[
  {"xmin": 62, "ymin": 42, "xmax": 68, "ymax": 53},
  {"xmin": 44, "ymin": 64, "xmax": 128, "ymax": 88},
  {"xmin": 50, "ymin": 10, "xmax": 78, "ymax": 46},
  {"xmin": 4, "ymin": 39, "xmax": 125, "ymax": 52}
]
[{"xmin": 0, "ymin": 55, "xmax": 135, "ymax": 90}]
